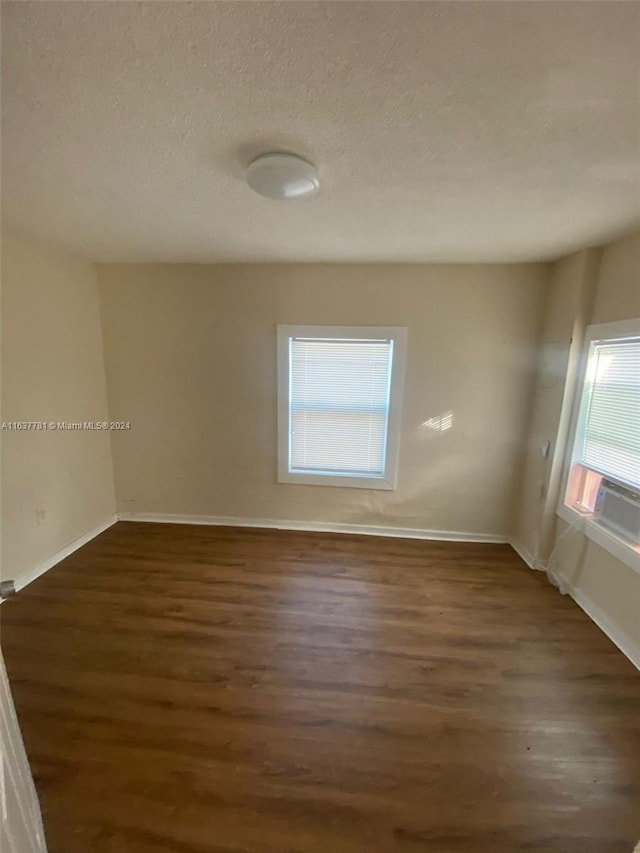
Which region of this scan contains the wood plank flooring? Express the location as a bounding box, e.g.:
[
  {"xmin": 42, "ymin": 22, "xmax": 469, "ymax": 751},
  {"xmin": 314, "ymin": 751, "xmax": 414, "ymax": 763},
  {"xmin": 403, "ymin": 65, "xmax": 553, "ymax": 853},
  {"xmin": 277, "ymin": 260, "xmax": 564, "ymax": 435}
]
[{"xmin": 2, "ymin": 522, "xmax": 639, "ymax": 853}]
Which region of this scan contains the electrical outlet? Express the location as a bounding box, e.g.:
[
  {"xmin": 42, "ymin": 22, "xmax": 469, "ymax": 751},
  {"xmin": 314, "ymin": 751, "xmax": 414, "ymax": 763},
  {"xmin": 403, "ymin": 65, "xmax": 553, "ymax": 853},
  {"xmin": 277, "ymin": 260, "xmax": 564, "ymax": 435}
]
[{"xmin": 35, "ymin": 509, "xmax": 46, "ymax": 525}]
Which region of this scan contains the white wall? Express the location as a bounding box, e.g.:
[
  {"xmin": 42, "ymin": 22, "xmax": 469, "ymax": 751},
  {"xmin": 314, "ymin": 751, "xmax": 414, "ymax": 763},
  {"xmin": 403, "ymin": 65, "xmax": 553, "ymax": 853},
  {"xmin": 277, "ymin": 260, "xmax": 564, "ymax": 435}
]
[
  {"xmin": 514, "ymin": 229, "xmax": 640, "ymax": 666},
  {"xmin": 1, "ymin": 234, "xmax": 116, "ymax": 583},
  {"xmin": 98, "ymin": 262, "xmax": 548, "ymax": 538}
]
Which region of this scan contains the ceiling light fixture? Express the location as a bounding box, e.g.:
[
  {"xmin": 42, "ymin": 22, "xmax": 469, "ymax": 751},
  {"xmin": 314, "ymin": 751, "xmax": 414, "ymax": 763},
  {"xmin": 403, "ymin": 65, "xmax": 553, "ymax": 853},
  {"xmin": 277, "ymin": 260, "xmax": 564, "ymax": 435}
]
[{"xmin": 246, "ymin": 152, "xmax": 319, "ymax": 200}]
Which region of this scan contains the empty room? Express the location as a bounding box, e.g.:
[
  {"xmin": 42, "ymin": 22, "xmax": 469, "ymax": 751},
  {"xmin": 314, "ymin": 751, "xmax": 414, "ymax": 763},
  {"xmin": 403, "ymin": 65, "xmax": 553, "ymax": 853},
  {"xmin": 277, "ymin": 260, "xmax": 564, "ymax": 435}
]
[{"xmin": 1, "ymin": 2, "xmax": 639, "ymax": 852}]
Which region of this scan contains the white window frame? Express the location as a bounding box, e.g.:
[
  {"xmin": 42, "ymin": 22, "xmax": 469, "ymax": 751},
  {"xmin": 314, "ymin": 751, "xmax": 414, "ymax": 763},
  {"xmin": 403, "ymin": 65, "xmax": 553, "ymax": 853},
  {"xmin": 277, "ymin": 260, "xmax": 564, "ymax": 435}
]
[
  {"xmin": 277, "ymin": 325, "xmax": 407, "ymax": 490},
  {"xmin": 557, "ymin": 317, "xmax": 640, "ymax": 574}
]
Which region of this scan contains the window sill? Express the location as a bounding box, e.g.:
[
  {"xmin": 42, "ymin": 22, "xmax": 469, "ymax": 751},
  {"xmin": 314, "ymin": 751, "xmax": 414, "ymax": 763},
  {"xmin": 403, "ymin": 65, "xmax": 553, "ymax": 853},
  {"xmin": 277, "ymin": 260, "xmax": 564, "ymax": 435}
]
[
  {"xmin": 278, "ymin": 470, "xmax": 396, "ymax": 490},
  {"xmin": 557, "ymin": 504, "xmax": 640, "ymax": 574}
]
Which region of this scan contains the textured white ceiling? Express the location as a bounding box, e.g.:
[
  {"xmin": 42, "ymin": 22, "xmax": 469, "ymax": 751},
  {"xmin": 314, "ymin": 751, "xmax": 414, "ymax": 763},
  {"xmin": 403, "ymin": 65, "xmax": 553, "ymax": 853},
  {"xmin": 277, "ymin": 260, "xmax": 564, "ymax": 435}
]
[{"xmin": 2, "ymin": 1, "xmax": 640, "ymax": 263}]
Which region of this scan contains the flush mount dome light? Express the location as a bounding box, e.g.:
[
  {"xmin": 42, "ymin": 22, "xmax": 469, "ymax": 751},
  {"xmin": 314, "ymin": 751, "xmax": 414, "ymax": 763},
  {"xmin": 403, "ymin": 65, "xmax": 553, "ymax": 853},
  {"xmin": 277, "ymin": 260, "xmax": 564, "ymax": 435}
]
[{"xmin": 246, "ymin": 152, "xmax": 319, "ymax": 200}]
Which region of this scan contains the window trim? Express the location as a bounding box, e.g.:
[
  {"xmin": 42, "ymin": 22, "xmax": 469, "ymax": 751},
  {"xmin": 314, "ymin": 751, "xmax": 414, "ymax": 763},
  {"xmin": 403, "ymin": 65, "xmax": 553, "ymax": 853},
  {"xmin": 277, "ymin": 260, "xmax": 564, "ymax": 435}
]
[
  {"xmin": 557, "ymin": 317, "xmax": 640, "ymax": 574},
  {"xmin": 277, "ymin": 325, "xmax": 407, "ymax": 490}
]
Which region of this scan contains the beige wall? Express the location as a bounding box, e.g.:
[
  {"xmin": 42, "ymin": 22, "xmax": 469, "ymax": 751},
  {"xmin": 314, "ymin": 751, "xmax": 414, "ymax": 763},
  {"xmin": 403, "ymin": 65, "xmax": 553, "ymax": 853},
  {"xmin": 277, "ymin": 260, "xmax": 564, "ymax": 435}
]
[
  {"xmin": 515, "ymin": 228, "xmax": 640, "ymax": 665},
  {"xmin": 1, "ymin": 234, "xmax": 115, "ymax": 582},
  {"xmin": 98, "ymin": 263, "xmax": 548, "ymax": 537},
  {"xmin": 592, "ymin": 230, "xmax": 640, "ymax": 324},
  {"xmin": 514, "ymin": 248, "xmax": 599, "ymax": 562}
]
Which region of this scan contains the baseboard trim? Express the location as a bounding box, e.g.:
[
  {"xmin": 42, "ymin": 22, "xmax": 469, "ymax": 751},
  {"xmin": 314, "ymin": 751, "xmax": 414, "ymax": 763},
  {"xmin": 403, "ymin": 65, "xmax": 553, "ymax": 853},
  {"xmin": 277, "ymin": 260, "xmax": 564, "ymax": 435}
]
[
  {"xmin": 10, "ymin": 515, "xmax": 118, "ymax": 593},
  {"xmin": 117, "ymin": 512, "xmax": 510, "ymax": 544},
  {"xmin": 566, "ymin": 584, "xmax": 640, "ymax": 670},
  {"xmin": 510, "ymin": 540, "xmax": 639, "ymax": 670},
  {"xmin": 509, "ymin": 539, "xmax": 546, "ymax": 572}
]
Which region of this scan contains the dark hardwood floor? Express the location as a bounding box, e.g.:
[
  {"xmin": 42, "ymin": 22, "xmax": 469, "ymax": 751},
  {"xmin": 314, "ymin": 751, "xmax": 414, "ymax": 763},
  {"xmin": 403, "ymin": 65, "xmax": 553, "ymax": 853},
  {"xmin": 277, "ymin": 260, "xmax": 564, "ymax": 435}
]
[{"xmin": 1, "ymin": 521, "xmax": 639, "ymax": 853}]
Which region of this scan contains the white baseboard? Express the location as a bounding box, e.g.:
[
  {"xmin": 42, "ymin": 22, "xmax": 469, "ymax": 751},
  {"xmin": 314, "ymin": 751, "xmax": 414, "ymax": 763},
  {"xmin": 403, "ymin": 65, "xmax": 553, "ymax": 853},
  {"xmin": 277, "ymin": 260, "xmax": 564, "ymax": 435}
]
[
  {"xmin": 509, "ymin": 538, "xmax": 546, "ymax": 571},
  {"xmin": 566, "ymin": 584, "xmax": 640, "ymax": 670},
  {"xmin": 117, "ymin": 512, "xmax": 510, "ymax": 544},
  {"xmin": 510, "ymin": 539, "xmax": 639, "ymax": 671},
  {"xmin": 10, "ymin": 515, "xmax": 118, "ymax": 593}
]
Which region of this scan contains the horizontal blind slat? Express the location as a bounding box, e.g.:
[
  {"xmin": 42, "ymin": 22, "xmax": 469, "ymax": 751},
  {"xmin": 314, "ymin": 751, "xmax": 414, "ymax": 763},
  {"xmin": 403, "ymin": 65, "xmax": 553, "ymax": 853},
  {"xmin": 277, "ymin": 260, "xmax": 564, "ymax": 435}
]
[
  {"xmin": 289, "ymin": 338, "xmax": 393, "ymax": 476},
  {"xmin": 576, "ymin": 338, "xmax": 640, "ymax": 489}
]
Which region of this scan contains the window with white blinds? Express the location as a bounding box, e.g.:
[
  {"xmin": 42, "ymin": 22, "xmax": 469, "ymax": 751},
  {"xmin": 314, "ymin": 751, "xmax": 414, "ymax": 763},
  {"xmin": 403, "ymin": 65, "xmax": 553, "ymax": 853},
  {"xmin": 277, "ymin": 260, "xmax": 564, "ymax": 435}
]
[
  {"xmin": 277, "ymin": 326, "xmax": 407, "ymax": 489},
  {"xmin": 573, "ymin": 336, "xmax": 640, "ymax": 490}
]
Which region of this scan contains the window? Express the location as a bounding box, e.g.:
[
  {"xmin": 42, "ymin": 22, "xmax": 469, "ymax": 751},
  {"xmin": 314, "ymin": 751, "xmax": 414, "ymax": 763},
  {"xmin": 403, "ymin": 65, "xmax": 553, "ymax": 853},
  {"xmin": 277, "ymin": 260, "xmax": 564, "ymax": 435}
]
[
  {"xmin": 277, "ymin": 325, "xmax": 407, "ymax": 489},
  {"xmin": 561, "ymin": 318, "xmax": 640, "ymax": 568}
]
